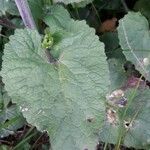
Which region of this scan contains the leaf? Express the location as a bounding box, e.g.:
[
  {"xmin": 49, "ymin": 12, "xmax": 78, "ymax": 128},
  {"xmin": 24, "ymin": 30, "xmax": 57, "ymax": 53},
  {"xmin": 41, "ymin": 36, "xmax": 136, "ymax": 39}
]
[
  {"xmin": 0, "ymin": 0, "xmax": 45, "ymax": 28},
  {"xmin": 44, "ymin": 5, "xmax": 71, "ymax": 32},
  {"xmin": 53, "ymin": 0, "xmax": 92, "ymax": 5},
  {"xmin": 118, "ymin": 12, "xmax": 150, "ymax": 80},
  {"xmin": 11, "ymin": 18, "xmax": 24, "ymax": 28},
  {"xmin": 27, "ymin": 0, "xmax": 44, "ymax": 24},
  {"xmin": 73, "ymin": 0, "xmax": 93, "ymax": 8},
  {"xmin": 0, "ymin": 84, "xmax": 25, "ymax": 138},
  {"xmin": 134, "ymin": 0, "xmax": 150, "ymax": 24},
  {"xmin": 0, "ymin": 145, "xmax": 10, "ymax": 150},
  {"xmin": 107, "ymin": 58, "xmax": 127, "ymax": 91},
  {"xmin": 94, "ymin": 0, "xmax": 122, "ymax": 10},
  {"xmin": 99, "ymin": 88, "xmax": 150, "ymax": 149},
  {"xmin": 100, "ymin": 32, "xmax": 126, "ymax": 60},
  {"xmin": 0, "ymin": 105, "xmax": 26, "ymax": 138},
  {"xmin": 1, "ymin": 6, "xmax": 109, "ymax": 150},
  {"xmin": 100, "ymin": 32, "xmax": 127, "ymax": 90},
  {"xmin": 0, "ymin": 0, "xmax": 19, "ymax": 16}
]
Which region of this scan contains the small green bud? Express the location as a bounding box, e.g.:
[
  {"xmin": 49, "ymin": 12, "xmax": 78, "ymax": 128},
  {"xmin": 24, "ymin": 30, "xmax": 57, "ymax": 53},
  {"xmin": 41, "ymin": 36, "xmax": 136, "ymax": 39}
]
[{"xmin": 42, "ymin": 29, "xmax": 54, "ymax": 49}]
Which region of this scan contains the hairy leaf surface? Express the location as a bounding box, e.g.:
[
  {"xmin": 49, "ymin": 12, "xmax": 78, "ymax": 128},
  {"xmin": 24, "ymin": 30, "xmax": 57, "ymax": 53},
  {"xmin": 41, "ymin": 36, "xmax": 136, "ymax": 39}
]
[{"xmin": 1, "ymin": 6, "xmax": 109, "ymax": 149}]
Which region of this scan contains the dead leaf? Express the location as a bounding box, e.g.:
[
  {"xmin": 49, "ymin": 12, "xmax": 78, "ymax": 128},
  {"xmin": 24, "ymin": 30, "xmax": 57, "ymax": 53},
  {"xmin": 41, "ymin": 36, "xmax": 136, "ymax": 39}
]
[{"xmin": 98, "ymin": 17, "xmax": 117, "ymax": 33}]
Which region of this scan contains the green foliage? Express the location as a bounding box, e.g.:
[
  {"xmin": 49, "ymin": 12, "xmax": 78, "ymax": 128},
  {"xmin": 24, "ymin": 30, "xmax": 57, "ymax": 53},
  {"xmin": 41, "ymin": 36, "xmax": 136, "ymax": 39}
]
[
  {"xmin": 53, "ymin": 0, "xmax": 93, "ymax": 5},
  {"xmin": 42, "ymin": 29, "xmax": 54, "ymax": 49},
  {"xmin": 94, "ymin": 0, "xmax": 123, "ymax": 10},
  {"xmin": 72, "ymin": 0, "xmax": 93, "ymax": 8},
  {"xmin": 1, "ymin": 0, "xmax": 150, "ymax": 149},
  {"xmin": 0, "ymin": 0, "xmax": 19, "ymax": 16},
  {"xmin": 0, "ymin": 145, "xmax": 10, "ymax": 150},
  {"xmin": 100, "ymin": 32, "xmax": 127, "ymax": 91},
  {"xmin": 44, "ymin": 5, "xmax": 71, "ymax": 32},
  {"xmin": 107, "ymin": 58, "xmax": 127, "ymax": 91},
  {"xmin": 99, "ymin": 12, "xmax": 150, "ymax": 149},
  {"xmin": 28, "ymin": 0, "xmax": 44, "ymax": 23},
  {"xmin": 99, "ymin": 88, "xmax": 150, "ymax": 149},
  {"xmin": 118, "ymin": 12, "xmax": 150, "ymax": 80},
  {"xmin": 0, "ymin": 83, "xmax": 25, "ymax": 138},
  {"xmin": 134, "ymin": 0, "xmax": 150, "ymax": 24},
  {"xmin": 1, "ymin": 5, "xmax": 109, "ymax": 150}
]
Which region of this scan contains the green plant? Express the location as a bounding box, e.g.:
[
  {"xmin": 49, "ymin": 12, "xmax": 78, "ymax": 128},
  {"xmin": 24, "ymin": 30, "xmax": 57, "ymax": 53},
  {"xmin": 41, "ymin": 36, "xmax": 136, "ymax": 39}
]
[{"xmin": 0, "ymin": 0, "xmax": 150, "ymax": 150}]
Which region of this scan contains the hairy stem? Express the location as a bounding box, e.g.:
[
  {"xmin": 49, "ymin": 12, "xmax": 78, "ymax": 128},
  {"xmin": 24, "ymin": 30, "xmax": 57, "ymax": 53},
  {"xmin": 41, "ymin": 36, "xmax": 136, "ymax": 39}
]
[{"xmin": 14, "ymin": 0, "xmax": 36, "ymax": 29}]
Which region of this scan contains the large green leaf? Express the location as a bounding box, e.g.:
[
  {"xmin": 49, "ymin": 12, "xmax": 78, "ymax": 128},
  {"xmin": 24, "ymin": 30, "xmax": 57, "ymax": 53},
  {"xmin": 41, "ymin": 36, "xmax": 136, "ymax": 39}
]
[
  {"xmin": 118, "ymin": 12, "xmax": 150, "ymax": 80},
  {"xmin": 99, "ymin": 88, "xmax": 150, "ymax": 149},
  {"xmin": 1, "ymin": 6, "xmax": 109, "ymax": 150}
]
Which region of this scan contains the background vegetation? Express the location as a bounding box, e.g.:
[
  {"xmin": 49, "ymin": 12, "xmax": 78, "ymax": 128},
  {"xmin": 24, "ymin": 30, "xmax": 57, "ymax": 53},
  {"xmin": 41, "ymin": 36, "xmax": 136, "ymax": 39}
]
[{"xmin": 0, "ymin": 0, "xmax": 150, "ymax": 149}]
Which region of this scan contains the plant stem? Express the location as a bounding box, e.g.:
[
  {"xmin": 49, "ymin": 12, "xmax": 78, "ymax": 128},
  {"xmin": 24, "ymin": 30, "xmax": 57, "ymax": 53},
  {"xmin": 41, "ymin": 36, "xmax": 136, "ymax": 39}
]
[
  {"xmin": 12, "ymin": 132, "xmax": 36, "ymax": 150},
  {"xmin": 103, "ymin": 143, "xmax": 108, "ymax": 150},
  {"xmin": 14, "ymin": 0, "xmax": 36, "ymax": 30},
  {"xmin": 76, "ymin": 9, "xmax": 80, "ymax": 20},
  {"xmin": 31, "ymin": 131, "xmax": 46, "ymax": 149},
  {"xmin": 0, "ymin": 34, "xmax": 8, "ymax": 38},
  {"xmin": 91, "ymin": 2, "xmax": 101, "ymax": 23},
  {"xmin": 115, "ymin": 77, "xmax": 142, "ymax": 150},
  {"xmin": 121, "ymin": 0, "xmax": 129, "ymax": 13}
]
